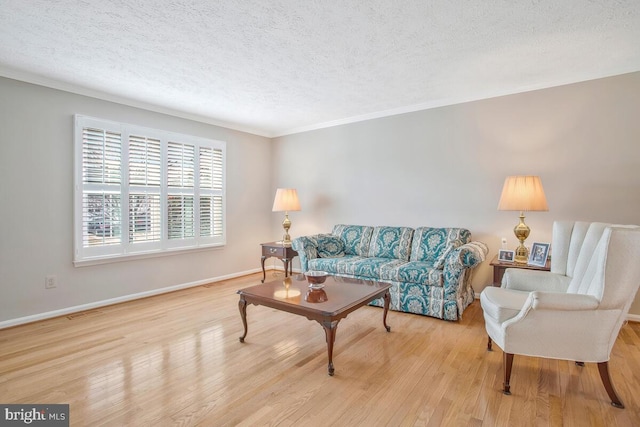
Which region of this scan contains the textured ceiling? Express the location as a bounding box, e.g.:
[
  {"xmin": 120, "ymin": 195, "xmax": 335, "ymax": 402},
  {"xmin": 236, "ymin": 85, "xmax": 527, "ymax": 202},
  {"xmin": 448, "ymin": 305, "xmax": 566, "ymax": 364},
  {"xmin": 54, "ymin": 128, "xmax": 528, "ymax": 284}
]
[{"xmin": 1, "ymin": 1, "xmax": 639, "ymax": 137}]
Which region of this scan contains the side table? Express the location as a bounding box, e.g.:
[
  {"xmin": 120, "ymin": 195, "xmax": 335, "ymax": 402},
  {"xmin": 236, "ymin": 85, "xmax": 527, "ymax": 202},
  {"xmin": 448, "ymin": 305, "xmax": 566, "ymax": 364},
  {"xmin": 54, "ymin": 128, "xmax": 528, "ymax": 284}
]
[
  {"xmin": 260, "ymin": 241, "xmax": 298, "ymax": 283},
  {"xmin": 489, "ymin": 254, "xmax": 550, "ymax": 287}
]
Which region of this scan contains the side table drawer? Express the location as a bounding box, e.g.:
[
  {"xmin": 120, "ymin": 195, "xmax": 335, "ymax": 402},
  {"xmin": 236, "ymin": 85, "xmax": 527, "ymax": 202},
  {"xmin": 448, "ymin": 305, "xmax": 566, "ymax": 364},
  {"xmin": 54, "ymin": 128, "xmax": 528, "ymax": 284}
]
[{"xmin": 262, "ymin": 245, "xmax": 286, "ymax": 257}]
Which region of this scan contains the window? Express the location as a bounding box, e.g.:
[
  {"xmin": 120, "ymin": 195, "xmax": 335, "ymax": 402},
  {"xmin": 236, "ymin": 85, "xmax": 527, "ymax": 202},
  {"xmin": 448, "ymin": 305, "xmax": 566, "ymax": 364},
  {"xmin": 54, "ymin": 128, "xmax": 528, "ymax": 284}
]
[{"xmin": 74, "ymin": 115, "xmax": 226, "ymax": 265}]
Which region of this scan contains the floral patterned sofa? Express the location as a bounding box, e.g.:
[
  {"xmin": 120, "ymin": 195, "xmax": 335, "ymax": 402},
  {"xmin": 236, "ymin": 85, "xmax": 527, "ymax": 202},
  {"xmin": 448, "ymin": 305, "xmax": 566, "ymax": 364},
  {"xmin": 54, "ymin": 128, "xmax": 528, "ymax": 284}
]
[{"xmin": 292, "ymin": 224, "xmax": 488, "ymax": 321}]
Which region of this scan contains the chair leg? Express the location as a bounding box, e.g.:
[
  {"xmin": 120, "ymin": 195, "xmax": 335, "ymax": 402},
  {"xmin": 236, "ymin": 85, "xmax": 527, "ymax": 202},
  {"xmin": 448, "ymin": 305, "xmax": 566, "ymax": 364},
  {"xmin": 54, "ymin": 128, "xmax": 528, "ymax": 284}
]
[
  {"xmin": 503, "ymin": 352, "xmax": 514, "ymax": 395},
  {"xmin": 487, "ymin": 336, "xmax": 492, "ymax": 351},
  {"xmin": 597, "ymin": 361, "xmax": 625, "ymax": 409}
]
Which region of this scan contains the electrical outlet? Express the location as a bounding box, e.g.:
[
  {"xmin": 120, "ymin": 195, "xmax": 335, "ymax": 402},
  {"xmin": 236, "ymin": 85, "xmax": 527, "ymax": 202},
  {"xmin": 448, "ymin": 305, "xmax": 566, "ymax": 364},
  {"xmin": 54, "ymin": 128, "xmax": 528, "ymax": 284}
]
[
  {"xmin": 45, "ymin": 275, "xmax": 57, "ymax": 289},
  {"xmin": 501, "ymin": 237, "xmax": 508, "ymax": 249}
]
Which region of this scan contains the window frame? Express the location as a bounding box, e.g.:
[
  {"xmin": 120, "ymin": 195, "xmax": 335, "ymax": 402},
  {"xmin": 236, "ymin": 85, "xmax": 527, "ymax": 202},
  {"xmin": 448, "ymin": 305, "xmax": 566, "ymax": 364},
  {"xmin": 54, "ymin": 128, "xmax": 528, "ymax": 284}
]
[{"xmin": 73, "ymin": 115, "xmax": 226, "ymax": 267}]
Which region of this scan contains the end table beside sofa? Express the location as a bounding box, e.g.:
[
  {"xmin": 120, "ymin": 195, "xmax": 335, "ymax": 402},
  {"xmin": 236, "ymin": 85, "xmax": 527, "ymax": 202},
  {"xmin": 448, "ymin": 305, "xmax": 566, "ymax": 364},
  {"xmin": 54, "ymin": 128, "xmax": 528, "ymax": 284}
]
[
  {"xmin": 489, "ymin": 254, "xmax": 550, "ymax": 286},
  {"xmin": 260, "ymin": 241, "xmax": 298, "ymax": 283}
]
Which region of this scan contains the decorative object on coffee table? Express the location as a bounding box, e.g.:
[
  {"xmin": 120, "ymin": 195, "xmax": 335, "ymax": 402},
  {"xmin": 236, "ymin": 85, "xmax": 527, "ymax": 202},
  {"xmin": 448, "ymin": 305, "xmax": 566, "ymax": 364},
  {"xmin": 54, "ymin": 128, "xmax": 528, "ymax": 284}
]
[
  {"xmin": 272, "ymin": 188, "xmax": 301, "ymax": 245},
  {"xmin": 497, "ymin": 175, "xmax": 549, "ymax": 264},
  {"xmin": 305, "ymin": 288, "xmax": 328, "ymax": 303},
  {"xmin": 305, "ymin": 270, "xmax": 328, "ymax": 286}
]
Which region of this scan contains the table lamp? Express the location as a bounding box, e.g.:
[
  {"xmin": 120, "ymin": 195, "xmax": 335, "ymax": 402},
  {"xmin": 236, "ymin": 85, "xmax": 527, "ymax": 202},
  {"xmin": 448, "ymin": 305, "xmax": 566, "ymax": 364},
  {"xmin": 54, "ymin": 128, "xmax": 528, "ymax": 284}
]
[
  {"xmin": 497, "ymin": 176, "xmax": 548, "ymax": 264},
  {"xmin": 272, "ymin": 188, "xmax": 301, "ymax": 245}
]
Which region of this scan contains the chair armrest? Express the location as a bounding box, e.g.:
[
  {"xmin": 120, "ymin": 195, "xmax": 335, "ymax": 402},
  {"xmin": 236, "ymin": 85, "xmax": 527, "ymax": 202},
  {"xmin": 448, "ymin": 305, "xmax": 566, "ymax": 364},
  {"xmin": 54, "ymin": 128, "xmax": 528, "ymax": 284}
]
[
  {"xmin": 530, "ymin": 291, "xmax": 599, "ymax": 311},
  {"xmin": 503, "ymin": 269, "xmax": 571, "ymax": 293}
]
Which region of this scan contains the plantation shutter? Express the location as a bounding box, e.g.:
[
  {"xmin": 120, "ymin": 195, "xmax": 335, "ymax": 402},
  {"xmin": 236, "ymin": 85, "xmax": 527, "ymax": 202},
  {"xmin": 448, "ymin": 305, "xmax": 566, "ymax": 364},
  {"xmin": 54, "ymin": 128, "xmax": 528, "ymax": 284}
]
[
  {"xmin": 81, "ymin": 127, "xmax": 122, "ymax": 248},
  {"xmin": 128, "ymin": 135, "xmax": 161, "ymax": 243},
  {"xmin": 167, "ymin": 141, "xmax": 195, "ymax": 240},
  {"xmin": 199, "ymin": 147, "xmax": 224, "ymax": 238},
  {"xmin": 74, "ymin": 115, "xmax": 226, "ymax": 265}
]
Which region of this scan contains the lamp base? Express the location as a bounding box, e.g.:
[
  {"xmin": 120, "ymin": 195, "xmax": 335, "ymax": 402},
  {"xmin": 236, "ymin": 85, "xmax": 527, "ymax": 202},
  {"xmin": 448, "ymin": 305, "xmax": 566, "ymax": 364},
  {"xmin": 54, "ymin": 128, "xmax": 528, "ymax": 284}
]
[
  {"xmin": 513, "ymin": 212, "xmax": 530, "ymax": 264},
  {"xmin": 282, "ymin": 213, "xmax": 292, "ymax": 245},
  {"xmin": 514, "ymin": 244, "xmax": 529, "ymax": 264}
]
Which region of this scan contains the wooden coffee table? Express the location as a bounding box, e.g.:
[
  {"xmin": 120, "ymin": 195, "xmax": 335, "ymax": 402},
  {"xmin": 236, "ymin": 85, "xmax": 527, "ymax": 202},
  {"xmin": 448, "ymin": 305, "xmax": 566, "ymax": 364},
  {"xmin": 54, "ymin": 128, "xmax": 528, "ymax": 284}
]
[{"xmin": 237, "ymin": 274, "xmax": 391, "ymax": 376}]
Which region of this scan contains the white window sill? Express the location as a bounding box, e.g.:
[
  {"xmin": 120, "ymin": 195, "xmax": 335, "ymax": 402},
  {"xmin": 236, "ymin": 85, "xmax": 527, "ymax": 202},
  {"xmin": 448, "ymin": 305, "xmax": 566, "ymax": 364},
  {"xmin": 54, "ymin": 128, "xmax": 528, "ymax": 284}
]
[{"xmin": 73, "ymin": 243, "xmax": 225, "ymax": 267}]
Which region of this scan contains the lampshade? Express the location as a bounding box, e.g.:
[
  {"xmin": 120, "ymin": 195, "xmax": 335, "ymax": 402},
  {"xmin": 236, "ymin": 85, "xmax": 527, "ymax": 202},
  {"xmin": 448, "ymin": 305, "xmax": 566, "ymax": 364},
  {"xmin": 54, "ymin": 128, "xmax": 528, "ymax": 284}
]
[
  {"xmin": 272, "ymin": 188, "xmax": 301, "ymax": 212},
  {"xmin": 497, "ymin": 176, "xmax": 548, "ymax": 212}
]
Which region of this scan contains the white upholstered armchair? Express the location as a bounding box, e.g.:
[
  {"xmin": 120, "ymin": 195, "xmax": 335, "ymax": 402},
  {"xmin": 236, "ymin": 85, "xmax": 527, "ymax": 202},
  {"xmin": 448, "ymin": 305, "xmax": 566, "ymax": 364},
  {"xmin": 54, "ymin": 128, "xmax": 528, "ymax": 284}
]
[{"xmin": 480, "ymin": 221, "xmax": 640, "ymax": 408}]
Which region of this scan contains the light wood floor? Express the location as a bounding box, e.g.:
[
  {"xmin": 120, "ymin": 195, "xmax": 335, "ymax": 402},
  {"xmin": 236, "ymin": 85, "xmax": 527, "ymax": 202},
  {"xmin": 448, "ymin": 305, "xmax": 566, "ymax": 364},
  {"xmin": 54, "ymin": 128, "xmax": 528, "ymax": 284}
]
[{"xmin": 1, "ymin": 272, "xmax": 639, "ymax": 426}]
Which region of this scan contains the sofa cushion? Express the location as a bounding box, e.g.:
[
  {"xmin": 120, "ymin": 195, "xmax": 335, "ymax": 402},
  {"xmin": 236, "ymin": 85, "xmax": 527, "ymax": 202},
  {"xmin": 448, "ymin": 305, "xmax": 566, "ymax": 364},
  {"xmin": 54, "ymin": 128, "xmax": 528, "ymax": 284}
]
[
  {"xmin": 316, "ymin": 234, "xmax": 345, "ymax": 258},
  {"xmin": 332, "ymin": 224, "xmax": 374, "ymax": 256},
  {"xmin": 344, "ymin": 258, "xmax": 406, "ymax": 279},
  {"xmin": 368, "ymin": 226, "xmax": 414, "ymax": 261},
  {"xmin": 480, "ymin": 287, "xmax": 528, "ymax": 323},
  {"xmin": 410, "ymin": 227, "xmax": 471, "ymax": 268},
  {"xmin": 380, "ymin": 261, "xmax": 444, "ymax": 287},
  {"xmin": 308, "ymin": 255, "xmax": 365, "ymax": 275}
]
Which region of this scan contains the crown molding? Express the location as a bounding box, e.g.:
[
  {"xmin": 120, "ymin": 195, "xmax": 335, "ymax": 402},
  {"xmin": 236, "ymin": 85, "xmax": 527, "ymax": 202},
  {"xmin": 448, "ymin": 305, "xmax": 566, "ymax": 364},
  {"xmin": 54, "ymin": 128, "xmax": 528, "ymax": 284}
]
[{"xmin": 0, "ymin": 65, "xmax": 274, "ymax": 138}]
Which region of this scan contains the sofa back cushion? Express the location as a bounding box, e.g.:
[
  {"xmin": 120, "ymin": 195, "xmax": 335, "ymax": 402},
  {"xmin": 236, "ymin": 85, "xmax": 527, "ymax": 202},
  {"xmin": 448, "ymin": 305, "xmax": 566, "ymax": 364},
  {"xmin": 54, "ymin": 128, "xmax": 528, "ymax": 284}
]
[
  {"xmin": 316, "ymin": 233, "xmax": 346, "ymax": 258},
  {"xmin": 367, "ymin": 226, "xmax": 414, "ymax": 261},
  {"xmin": 409, "ymin": 227, "xmax": 471, "ymax": 268},
  {"xmin": 332, "ymin": 224, "xmax": 374, "ymax": 256}
]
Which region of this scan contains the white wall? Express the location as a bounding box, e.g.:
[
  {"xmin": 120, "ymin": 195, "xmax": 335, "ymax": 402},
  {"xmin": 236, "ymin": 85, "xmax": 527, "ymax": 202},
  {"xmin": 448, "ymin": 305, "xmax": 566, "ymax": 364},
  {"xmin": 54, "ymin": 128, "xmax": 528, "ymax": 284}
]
[
  {"xmin": 0, "ymin": 77, "xmax": 273, "ymax": 324},
  {"xmin": 3, "ymin": 72, "xmax": 640, "ymax": 325},
  {"xmin": 271, "ymin": 72, "xmax": 640, "ymax": 315}
]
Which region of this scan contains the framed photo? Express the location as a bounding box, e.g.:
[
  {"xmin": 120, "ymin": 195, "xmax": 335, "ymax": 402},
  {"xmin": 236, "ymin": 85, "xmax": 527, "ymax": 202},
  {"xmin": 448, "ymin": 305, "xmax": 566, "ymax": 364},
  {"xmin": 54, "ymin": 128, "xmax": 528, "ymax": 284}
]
[
  {"xmin": 528, "ymin": 242, "xmax": 550, "ymax": 267},
  {"xmin": 498, "ymin": 249, "xmax": 515, "ymax": 263},
  {"xmin": 498, "ymin": 249, "xmax": 515, "ymax": 262}
]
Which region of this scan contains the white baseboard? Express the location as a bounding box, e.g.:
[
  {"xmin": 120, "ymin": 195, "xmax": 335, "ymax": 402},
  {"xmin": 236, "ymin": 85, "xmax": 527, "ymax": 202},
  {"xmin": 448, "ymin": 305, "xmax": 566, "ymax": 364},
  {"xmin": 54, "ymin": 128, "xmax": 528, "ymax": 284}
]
[
  {"xmin": 272, "ymin": 265, "xmax": 301, "ymax": 274},
  {"xmin": 627, "ymin": 313, "xmax": 640, "ymax": 323},
  {"xmin": 4, "ymin": 273, "xmax": 638, "ymax": 329},
  {"xmin": 0, "ymin": 267, "xmax": 263, "ymax": 330}
]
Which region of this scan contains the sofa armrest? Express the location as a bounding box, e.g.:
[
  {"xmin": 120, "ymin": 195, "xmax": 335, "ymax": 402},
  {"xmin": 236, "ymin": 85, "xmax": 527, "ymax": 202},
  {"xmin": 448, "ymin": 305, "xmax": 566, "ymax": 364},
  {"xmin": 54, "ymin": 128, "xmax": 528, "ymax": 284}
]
[
  {"xmin": 445, "ymin": 241, "xmax": 489, "ymax": 269},
  {"xmin": 291, "ymin": 236, "xmax": 319, "ymax": 272},
  {"xmin": 292, "ymin": 233, "xmax": 348, "ymax": 272},
  {"xmin": 503, "ymin": 269, "xmax": 571, "ymax": 293},
  {"xmin": 442, "ymin": 241, "xmax": 488, "ymax": 299}
]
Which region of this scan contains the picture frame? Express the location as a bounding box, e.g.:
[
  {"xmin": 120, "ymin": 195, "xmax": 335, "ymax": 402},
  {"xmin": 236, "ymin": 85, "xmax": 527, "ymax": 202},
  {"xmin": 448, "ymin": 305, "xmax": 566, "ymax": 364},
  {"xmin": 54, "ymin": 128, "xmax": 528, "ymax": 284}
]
[
  {"xmin": 528, "ymin": 242, "xmax": 550, "ymax": 267},
  {"xmin": 498, "ymin": 249, "xmax": 515, "ymax": 263}
]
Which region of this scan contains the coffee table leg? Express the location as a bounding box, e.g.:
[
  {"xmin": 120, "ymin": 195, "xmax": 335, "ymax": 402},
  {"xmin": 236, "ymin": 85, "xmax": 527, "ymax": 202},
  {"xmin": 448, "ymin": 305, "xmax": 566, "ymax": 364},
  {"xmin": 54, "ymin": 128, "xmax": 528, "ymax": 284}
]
[
  {"xmin": 321, "ymin": 320, "xmax": 339, "ymax": 376},
  {"xmin": 383, "ymin": 290, "xmax": 391, "ymax": 332},
  {"xmin": 238, "ymin": 297, "xmax": 248, "ymax": 343}
]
